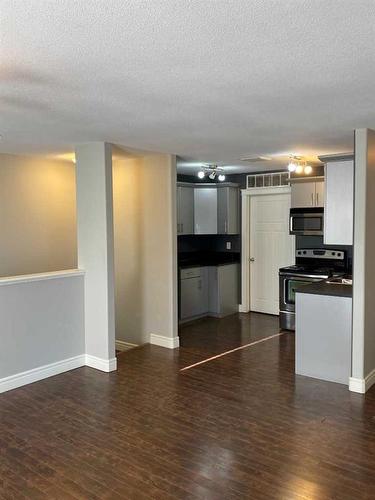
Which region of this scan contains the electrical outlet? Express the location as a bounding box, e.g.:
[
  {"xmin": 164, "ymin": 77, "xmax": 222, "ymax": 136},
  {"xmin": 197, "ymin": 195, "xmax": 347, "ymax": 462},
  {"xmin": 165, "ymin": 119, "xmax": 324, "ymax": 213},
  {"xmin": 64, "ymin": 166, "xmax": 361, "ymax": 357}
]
[{"xmin": 226, "ymin": 241, "xmax": 231, "ymax": 250}]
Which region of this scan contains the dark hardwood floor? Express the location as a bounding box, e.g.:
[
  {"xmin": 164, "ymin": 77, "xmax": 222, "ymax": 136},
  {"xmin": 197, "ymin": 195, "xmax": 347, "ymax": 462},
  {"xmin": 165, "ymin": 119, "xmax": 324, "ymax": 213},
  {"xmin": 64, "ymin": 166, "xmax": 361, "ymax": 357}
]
[{"xmin": 1, "ymin": 312, "xmax": 375, "ymax": 499}]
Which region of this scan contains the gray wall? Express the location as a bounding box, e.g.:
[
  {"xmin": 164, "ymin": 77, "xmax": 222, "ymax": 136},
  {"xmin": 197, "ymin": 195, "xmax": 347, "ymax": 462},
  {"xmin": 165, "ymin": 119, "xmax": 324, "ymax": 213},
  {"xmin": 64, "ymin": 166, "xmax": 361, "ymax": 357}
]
[{"xmin": 0, "ymin": 273, "xmax": 85, "ymax": 381}]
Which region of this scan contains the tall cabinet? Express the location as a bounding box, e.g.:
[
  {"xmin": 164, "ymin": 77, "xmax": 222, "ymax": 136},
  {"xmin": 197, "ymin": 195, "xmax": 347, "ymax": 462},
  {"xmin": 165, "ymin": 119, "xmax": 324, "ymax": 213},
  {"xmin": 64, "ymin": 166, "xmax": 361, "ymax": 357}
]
[{"xmin": 320, "ymin": 154, "xmax": 354, "ymax": 245}]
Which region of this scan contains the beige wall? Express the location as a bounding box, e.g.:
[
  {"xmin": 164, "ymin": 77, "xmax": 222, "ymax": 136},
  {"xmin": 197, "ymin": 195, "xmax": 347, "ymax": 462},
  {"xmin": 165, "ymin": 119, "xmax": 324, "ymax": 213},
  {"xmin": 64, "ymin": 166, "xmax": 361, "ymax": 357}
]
[
  {"xmin": 0, "ymin": 154, "xmax": 77, "ymax": 277},
  {"xmin": 0, "ymin": 151, "xmax": 177, "ymax": 346},
  {"xmin": 113, "ymin": 156, "xmax": 145, "ymax": 344},
  {"xmin": 353, "ymin": 129, "xmax": 375, "ymax": 381},
  {"xmin": 113, "ymin": 153, "xmax": 178, "ymax": 345}
]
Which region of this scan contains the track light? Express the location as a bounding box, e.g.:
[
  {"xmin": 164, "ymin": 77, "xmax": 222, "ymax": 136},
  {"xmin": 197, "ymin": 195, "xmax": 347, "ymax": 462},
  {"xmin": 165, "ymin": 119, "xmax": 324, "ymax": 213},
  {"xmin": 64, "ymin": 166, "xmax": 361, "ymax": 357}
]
[
  {"xmin": 197, "ymin": 170, "xmax": 205, "ymax": 179},
  {"xmin": 209, "ymin": 171, "xmax": 216, "ymax": 180},
  {"xmin": 288, "ymin": 162, "xmax": 297, "ymax": 172},
  {"xmin": 218, "ymin": 174, "xmax": 226, "ymax": 181},
  {"xmin": 304, "ymin": 165, "xmax": 312, "ymax": 175}
]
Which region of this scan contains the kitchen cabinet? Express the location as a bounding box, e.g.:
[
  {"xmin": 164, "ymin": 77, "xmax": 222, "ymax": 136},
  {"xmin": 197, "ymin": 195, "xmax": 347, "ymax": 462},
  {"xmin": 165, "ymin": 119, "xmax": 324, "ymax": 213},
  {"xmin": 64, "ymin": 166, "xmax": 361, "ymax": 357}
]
[
  {"xmin": 208, "ymin": 263, "xmax": 239, "ymax": 317},
  {"xmin": 194, "ymin": 187, "xmax": 218, "ymax": 234},
  {"xmin": 291, "ymin": 180, "xmax": 324, "ymax": 208},
  {"xmin": 180, "ymin": 267, "xmax": 208, "ymax": 320},
  {"xmin": 296, "ymin": 291, "xmax": 352, "ymax": 385},
  {"xmin": 177, "ymin": 184, "xmax": 194, "ymax": 235},
  {"xmin": 217, "ymin": 186, "xmax": 239, "ymax": 234},
  {"xmin": 179, "ymin": 264, "xmax": 239, "ymax": 322},
  {"xmin": 324, "ymin": 159, "xmax": 354, "ymax": 245}
]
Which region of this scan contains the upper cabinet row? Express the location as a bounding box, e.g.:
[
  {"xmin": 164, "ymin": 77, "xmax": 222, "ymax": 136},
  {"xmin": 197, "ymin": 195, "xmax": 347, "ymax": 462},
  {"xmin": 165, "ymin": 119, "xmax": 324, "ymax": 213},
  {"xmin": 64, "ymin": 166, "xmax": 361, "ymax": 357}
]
[
  {"xmin": 290, "ymin": 156, "xmax": 354, "ymax": 245},
  {"xmin": 177, "ymin": 183, "xmax": 240, "ymax": 235}
]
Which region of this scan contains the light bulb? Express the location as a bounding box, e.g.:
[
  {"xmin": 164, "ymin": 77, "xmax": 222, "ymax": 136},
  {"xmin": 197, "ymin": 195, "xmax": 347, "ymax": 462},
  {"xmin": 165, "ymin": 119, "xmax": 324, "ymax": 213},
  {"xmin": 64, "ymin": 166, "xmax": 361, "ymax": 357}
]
[
  {"xmin": 288, "ymin": 162, "xmax": 297, "ymax": 172},
  {"xmin": 304, "ymin": 165, "xmax": 312, "ymax": 175},
  {"xmin": 218, "ymin": 174, "xmax": 226, "ymax": 181},
  {"xmin": 295, "ymin": 165, "xmax": 303, "ymax": 174},
  {"xmin": 197, "ymin": 170, "xmax": 205, "ymax": 179}
]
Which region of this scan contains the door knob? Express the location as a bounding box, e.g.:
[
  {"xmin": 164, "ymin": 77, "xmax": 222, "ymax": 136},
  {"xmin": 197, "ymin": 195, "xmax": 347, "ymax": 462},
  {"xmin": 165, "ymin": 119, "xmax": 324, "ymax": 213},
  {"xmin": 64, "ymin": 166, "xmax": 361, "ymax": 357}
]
[{"xmin": 250, "ymin": 257, "xmax": 255, "ymax": 262}]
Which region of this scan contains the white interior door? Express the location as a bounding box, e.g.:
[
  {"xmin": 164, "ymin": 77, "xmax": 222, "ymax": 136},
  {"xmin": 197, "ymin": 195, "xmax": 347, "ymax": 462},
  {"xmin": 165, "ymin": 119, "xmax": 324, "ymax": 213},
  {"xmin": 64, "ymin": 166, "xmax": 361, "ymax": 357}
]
[{"xmin": 250, "ymin": 193, "xmax": 294, "ymax": 315}]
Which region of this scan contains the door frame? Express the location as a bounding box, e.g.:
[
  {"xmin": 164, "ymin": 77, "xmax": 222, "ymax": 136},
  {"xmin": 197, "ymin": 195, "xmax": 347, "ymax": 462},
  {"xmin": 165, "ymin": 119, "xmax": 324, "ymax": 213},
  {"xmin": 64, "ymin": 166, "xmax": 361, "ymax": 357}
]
[{"xmin": 239, "ymin": 186, "xmax": 292, "ymax": 313}]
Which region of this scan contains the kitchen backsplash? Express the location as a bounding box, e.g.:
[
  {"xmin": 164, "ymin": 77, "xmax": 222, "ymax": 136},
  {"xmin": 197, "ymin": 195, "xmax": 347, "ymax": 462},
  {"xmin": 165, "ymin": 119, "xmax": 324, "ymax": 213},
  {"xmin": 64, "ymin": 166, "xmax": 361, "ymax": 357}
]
[{"xmin": 178, "ymin": 234, "xmax": 241, "ymax": 254}]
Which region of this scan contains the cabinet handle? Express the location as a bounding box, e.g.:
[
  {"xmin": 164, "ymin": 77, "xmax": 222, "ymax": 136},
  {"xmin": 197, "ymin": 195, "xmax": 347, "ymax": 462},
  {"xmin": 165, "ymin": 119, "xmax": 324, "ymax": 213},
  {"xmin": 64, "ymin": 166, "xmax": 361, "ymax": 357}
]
[
  {"xmin": 198, "ymin": 280, "xmax": 202, "ymax": 290},
  {"xmin": 181, "ymin": 223, "xmax": 184, "ymax": 233},
  {"xmin": 316, "ymin": 192, "xmax": 319, "ymax": 205},
  {"xmin": 224, "ymin": 220, "xmax": 227, "ymax": 233},
  {"xmin": 311, "ymin": 193, "xmax": 314, "ymax": 206}
]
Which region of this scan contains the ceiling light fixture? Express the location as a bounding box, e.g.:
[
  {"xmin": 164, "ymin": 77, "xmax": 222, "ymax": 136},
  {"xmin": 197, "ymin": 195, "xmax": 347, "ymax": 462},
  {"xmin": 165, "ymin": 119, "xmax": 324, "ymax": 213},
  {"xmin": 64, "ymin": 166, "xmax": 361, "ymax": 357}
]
[
  {"xmin": 304, "ymin": 165, "xmax": 312, "ymax": 175},
  {"xmin": 197, "ymin": 165, "xmax": 226, "ymax": 181}
]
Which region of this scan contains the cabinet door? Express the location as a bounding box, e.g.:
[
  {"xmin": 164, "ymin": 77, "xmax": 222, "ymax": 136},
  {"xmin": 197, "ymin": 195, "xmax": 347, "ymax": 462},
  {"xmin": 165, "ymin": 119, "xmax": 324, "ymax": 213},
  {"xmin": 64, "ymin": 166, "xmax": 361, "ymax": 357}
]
[
  {"xmin": 291, "ymin": 182, "xmax": 315, "ymax": 208},
  {"xmin": 314, "ymin": 181, "xmax": 325, "ymax": 208},
  {"xmin": 179, "ymin": 186, "xmax": 194, "ymax": 234},
  {"xmin": 324, "ymin": 160, "xmax": 354, "ymax": 245},
  {"xmin": 180, "ymin": 270, "xmax": 208, "ymax": 319},
  {"xmin": 217, "ymin": 264, "xmax": 239, "ymax": 316},
  {"xmin": 194, "ymin": 188, "xmax": 217, "ymax": 234},
  {"xmin": 217, "ymin": 187, "xmax": 239, "ymax": 234}
]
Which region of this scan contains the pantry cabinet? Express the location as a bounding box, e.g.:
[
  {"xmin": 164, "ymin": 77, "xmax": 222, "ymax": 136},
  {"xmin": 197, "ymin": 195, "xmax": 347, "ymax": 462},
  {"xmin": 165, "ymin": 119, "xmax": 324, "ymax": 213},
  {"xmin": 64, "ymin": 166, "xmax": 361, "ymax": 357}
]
[{"xmin": 324, "ymin": 159, "xmax": 354, "ymax": 245}]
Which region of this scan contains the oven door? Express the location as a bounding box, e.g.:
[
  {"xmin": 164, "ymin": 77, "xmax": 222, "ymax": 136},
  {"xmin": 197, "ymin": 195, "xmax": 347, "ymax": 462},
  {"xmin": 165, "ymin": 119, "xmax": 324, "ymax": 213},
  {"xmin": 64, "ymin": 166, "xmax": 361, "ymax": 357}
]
[
  {"xmin": 280, "ymin": 274, "xmax": 325, "ymax": 313},
  {"xmin": 289, "ymin": 209, "xmax": 324, "ymax": 236}
]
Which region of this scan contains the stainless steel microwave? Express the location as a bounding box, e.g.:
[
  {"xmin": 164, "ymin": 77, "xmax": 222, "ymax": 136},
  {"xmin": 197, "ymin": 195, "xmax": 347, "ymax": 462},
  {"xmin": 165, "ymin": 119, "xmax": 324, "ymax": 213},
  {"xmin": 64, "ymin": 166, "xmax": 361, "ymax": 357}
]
[{"xmin": 289, "ymin": 207, "xmax": 324, "ymax": 236}]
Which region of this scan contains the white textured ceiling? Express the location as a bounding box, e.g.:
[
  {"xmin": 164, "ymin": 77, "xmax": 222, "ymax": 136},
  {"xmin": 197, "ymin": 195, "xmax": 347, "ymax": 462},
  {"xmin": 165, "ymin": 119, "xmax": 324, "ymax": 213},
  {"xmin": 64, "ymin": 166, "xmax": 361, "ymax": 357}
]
[{"xmin": 1, "ymin": 0, "xmax": 374, "ymax": 173}]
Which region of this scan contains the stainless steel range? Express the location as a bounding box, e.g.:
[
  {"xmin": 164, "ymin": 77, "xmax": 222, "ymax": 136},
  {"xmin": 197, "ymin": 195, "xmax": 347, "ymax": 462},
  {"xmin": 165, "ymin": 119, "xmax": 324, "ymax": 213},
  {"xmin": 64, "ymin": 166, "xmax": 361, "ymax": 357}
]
[{"xmin": 279, "ymin": 249, "xmax": 347, "ymax": 331}]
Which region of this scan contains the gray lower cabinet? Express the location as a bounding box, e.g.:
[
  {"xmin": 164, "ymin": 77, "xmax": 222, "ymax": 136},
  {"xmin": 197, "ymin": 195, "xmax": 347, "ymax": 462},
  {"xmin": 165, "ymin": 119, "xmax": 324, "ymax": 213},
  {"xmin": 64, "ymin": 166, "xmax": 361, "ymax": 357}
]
[
  {"xmin": 295, "ymin": 292, "xmax": 352, "ymax": 385},
  {"xmin": 208, "ymin": 264, "xmax": 239, "ymax": 317},
  {"xmin": 180, "ymin": 267, "xmax": 208, "ymax": 320},
  {"xmin": 180, "ymin": 264, "xmax": 239, "ymax": 322},
  {"xmin": 217, "ymin": 187, "xmax": 239, "ymax": 234},
  {"xmin": 177, "ymin": 185, "xmax": 194, "ymax": 235}
]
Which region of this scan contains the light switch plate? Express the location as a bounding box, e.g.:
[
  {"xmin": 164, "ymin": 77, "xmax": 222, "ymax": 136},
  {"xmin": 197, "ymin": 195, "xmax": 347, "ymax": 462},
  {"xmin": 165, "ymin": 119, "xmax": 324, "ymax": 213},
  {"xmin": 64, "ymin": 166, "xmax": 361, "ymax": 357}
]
[{"xmin": 226, "ymin": 241, "xmax": 231, "ymax": 250}]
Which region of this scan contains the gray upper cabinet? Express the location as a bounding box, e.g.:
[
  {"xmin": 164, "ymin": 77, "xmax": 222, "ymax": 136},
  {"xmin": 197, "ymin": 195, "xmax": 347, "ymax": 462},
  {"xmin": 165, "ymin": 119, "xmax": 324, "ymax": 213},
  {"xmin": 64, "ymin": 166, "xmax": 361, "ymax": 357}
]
[
  {"xmin": 217, "ymin": 186, "xmax": 239, "ymax": 234},
  {"xmin": 291, "ymin": 180, "xmax": 325, "ymax": 208},
  {"xmin": 194, "ymin": 187, "xmax": 218, "ymax": 234},
  {"xmin": 177, "ymin": 184, "xmax": 194, "ymax": 235},
  {"xmin": 324, "ymin": 159, "xmax": 354, "ymax": 245}
]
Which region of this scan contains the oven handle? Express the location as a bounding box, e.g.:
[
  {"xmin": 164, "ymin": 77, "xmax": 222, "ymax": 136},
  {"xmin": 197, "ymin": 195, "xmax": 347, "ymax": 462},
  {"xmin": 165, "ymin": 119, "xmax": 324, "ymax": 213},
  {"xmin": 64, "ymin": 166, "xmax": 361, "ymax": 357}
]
[{"xmin": 279, "ymin": 273, "xmax": 328, "ymax": 279}]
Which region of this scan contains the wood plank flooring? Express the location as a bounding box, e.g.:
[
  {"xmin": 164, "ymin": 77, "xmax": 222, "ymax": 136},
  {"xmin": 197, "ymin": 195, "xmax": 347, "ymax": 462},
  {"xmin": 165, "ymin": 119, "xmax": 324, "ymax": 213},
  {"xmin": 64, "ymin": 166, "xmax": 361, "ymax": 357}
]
[{"xmin": 1, "ymin": 312, "xmax": 375, "ymax": 499}]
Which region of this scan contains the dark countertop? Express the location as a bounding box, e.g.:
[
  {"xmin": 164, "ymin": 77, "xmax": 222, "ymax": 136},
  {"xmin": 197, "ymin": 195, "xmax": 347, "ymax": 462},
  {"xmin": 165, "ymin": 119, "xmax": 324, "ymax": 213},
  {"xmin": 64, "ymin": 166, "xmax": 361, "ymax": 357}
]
[
  {"xmin": 178, "ymin": 252, "xmax": 240, "ymax": 269},
  {"xmin": 295, "ymin": 281, "xmax": 352, "ymax": 298}
]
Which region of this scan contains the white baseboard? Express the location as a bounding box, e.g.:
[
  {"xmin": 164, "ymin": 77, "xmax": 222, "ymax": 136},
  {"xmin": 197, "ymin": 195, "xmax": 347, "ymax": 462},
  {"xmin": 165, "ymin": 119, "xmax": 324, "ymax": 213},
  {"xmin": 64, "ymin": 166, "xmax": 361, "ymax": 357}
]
[
  {"xmin": 150, "ymin": 334, "xmax": 179, "ymax": 349},
  {"xmin": 115, "ymin": 340, "xmax": 138, "ymax": 352},
  {"xmin": 85, "ymin": 354, "xmax": 117, "ymax": 372},
  {"xmin": 0, "ymin": 355, "xmax": 86, "ymax": 394},
  {"xmin": 238, "ymin": 304, "xmax": 250, "ymax": 313},
  {"xmin": 349, "ymin": 368, "xmax": 375, "ymax": 394}
]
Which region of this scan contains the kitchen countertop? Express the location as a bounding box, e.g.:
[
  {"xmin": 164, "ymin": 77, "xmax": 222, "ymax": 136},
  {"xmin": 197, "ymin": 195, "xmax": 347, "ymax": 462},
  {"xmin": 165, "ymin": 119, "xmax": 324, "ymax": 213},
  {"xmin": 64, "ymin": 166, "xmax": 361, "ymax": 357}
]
[
  {"xmin": 178, "ymin": 252, "xmax": 240, "ymax": 269},
  {"xmin": 295, "ymin": 281, "xmax": 352, "ymax": 298}
]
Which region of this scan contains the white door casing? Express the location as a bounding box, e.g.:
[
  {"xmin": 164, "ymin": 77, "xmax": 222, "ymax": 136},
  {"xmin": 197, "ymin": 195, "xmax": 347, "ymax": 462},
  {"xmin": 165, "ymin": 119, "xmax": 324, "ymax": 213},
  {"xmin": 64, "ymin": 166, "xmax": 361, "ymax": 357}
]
[{"xmin": 240, "ymin": 187, "xmax": 294, "ymax": 314}]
